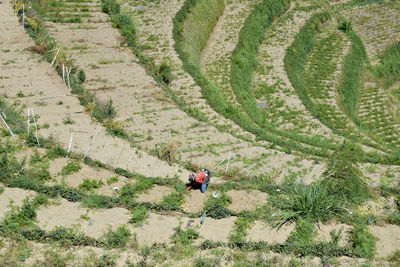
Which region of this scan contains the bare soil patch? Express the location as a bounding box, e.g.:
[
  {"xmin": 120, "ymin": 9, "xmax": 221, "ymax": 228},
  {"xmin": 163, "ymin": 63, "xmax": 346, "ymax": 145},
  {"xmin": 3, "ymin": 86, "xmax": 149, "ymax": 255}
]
[
  {"xmin": 226, "ymin": 190, "xmax": 268, "ymax": 212},
  {"xmin": 247, "ymin": 220, "xmax": 294, "ymax": 243},
  {"xmin": 136, "ymin": 185, "xmax": 173, "ymax": 203}
]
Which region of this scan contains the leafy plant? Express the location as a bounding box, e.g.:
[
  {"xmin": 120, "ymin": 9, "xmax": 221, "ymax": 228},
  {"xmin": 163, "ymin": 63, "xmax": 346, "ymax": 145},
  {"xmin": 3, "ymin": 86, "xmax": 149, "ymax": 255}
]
[
  {"xmin": 350, "ymin": 224, "xmax": 376, "ymax": 259},
  {"xmin": 60, "ymin": 160, "xmax": 81, "ymax": 176},
  {"xmin": 101, "ymin": 225, "xmax": 131, "ymax": 248},
  {"xmin": 130, "ymin": 206, "xmax": 149, "ymax": 226},
  {"xmin": 78, "ymin": 179, "xmax": 104, "ymax": 192}
]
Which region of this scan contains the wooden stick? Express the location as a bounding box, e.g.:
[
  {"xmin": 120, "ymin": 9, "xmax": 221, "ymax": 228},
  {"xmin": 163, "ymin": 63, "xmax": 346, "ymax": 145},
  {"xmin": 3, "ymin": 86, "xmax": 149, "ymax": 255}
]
[
  {"xmin": 50, "ymin": 48, "xmax": 60, "ymax": 66},
  {"xmin": 27, "ymin": 107, "xmax": 30, "ymax": 134},
  {"xmin": 66, "ymin": 132, "xmax": 73, "ymax": 158},
  {"xmin": 83, "ymin": 131, "xmax": 98, "ymax": 161},
  {"xmin": 128, "ymin": 148, "xmax": 137, "ymax": 162},
  {"xmin": 0, "ymin": 114, "xmax": 14, "ymax": 137},
  {"xmin": 57, "ymin": 111, "xmax": 83, "ymax": 116},
  {"xmin": 113, "ymin": 146, "xmax": 124, "ymax": 171},
  {"xmin": 31, "ymin": 108, "xmax": 40, "ymax": 147},
  {"xmin": 225, "ymin": 151, "xmax": 231, "ymax": 173}
]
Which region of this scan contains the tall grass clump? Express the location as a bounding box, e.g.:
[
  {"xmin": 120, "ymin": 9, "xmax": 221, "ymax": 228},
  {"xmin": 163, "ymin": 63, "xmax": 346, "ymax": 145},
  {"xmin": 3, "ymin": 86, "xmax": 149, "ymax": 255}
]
[
  {"xmin": 271, "ymin": 183, "xmax": 346, "ymax": 229},
  {"xmin": 337, "ymin": 19, "xmax": 368, "ymax": 120},
  {"xmin": 375, "ymin": 41, "xmax": 400, "ymax": 88},
  {"xmin": 321, "ymin": 142, "xmax": 369, "ymax": 204},
  {"xmin": 230, "ymin": 0, "xmax": 291, "ymax": 125}
]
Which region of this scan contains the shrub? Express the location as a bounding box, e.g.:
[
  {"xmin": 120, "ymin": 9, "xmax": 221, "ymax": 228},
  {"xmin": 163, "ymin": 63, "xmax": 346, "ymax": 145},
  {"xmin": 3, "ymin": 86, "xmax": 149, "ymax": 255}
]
[
  {"xmin": 82, "ymin": 194, "xmax": 117, "ymax": 209},
  {"xmin": 158, "ymin": 192, "xmax": 184, "ymax": 211},
  {"xmin": 286, "ymin": 218, "xmax": 316, "ymax": 244}
]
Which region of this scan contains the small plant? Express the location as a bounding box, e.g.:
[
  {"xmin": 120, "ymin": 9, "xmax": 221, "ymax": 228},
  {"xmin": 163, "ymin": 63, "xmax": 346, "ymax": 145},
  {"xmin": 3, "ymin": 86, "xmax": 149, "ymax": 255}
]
[
  {"xmin": 350, "ymin": 224, "xmax": 376, "ymax": 259},
  {"xmin": 203, "ymin": 192, "xmax": 232, "ymax": 219},
  {"xmin": 78, "ymin": 179, "xmax": 104, "ymax": 192},
  {"xmin": 60, "ymin": 160, "xmax": 81, "ymax": 176},
  {"xmin": 171, "ymin": 224, "xmax": 199, "ymax": 245},
  {"xmin": 77, "ymin": 69, "xmax": 86, "ymax": 84},
  {"xmin": 92, "ymin": 98, "xmax": 116, "ymax": 123},
  {"xmin": 101, "ymin": 225, "xmax": 131, "ymax": 248},
  {"xmin": 130, "ymin": 206, "xmax": 149, "ymax": 226},
  {"xmin": 62, "ymin": 116, "xmax": 74, "ymax": 125},
  {"xmin": 151, "ymin": 140, "xmax": 180, "ymax": 164},
  {"xmin": 107, "ymin": 175, "xmax": 119, "ymax": 185}
]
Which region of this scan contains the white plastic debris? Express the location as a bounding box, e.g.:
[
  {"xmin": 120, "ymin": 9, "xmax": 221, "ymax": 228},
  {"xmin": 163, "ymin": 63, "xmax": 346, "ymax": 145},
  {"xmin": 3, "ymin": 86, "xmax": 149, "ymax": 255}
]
[
  {"xmin": 114, "ymin": 187, "xmax": 119, "ymax": 191},
  {"xmin": 212, "ymin": 192, "xmax": 221, "ymax": 198}
]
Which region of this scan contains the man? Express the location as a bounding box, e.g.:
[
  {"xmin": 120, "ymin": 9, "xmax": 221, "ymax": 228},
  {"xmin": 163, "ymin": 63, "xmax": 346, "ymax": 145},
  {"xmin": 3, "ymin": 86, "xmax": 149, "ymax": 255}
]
[{"xmin": 187, "ymin": 169, "xmax": 211, "ymax": 193}]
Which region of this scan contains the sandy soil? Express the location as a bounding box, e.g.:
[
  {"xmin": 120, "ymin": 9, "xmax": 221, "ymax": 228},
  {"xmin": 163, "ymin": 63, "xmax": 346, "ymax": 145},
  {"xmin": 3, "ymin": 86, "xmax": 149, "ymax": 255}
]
[
  {"xmin": 369, "ymin": 224, "xmax": 400, "ymax": 257},
  {"xmin": 182, "ymin": 189, "xmax": 209, "ymax": 213},
  {"xmin": 197, "ymin": 216, "xmax": 236, "ymax": 242},
  {"xmin": 316, "ymin": 222, "xmax": 351, "ymax": 247},
  {"xmin": 342, "ymin": 2, "xmax": 400, "ymax": 64},
  {"xmin": 136, "ymin": 185, "xmax": 173, "ymax": 203},
  {"xmin": 226, "ymin": 190, "xmax": 268, "ymax": 212},
  {"xmin": 247, "ymin": 220, "xmax": 294, "ymax": 243},
  {"xmin": 0, "ymin": 187, "xmax": 36, "ymax": 220}
]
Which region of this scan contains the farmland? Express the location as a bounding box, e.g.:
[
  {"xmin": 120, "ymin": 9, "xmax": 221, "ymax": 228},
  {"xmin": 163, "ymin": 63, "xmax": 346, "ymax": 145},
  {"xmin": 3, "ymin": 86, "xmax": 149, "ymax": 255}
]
[{"xmin": 0, "ymin": 0, "xmax": 399, "ymax": 265}]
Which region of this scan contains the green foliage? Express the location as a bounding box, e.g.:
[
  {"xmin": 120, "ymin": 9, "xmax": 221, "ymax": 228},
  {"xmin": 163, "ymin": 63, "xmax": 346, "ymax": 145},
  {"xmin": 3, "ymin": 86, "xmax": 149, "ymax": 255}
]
[
  {"xmin": 101, "ymin": 0, "xmax": 120, "ymax": 14},
  {"xmin": 286, "ymin": 218, "xmax": 316, "ymax": 244},
  {"xmin": 229, "ymin": 213, "xmax": 255, "ymax": 245},
  {"xmin": 156, "ymin": 60, "xmax": 173, "ymax": 84},
  {"xmin": 0, "ymin": 186, "xmax": 4, "ymax": 195},
  {"xmin": 171, "ymin": 224, "xmax": 199, "ymax": 245},
  {"xmin": 111, "ymin": 13, "xmax": 136, "ymax": 45},
  {"xmin": 203, "ymin": 192, "xmax": 232, "ymax": 219},
  {"xmin": 321, "ymin": 142, "xmax": 369, "ymax": 204},
  {"xmin": 78, "ymin": 179, "xmax": 104, "ymax": 192},
  {"xmin": 92, "ymin": 98, "xmax": 116, "ymax": 123},
  {"xmin": 230, "ymin": 0, "xmax": 291, "ymax": 125},
  {"xmin": 375, "ymin": 41, "xmax": 400, "ymax": 88},
  {"xmin": 350, "ymin": 224, "xmax": 376, "ymax": 259},
  {"xmin": 158, "ymin": 192, "xmax": 183, "ymax": 211},
  {"xmin": 388, "ymin": 212, "xmax": 400, "ymax": 225},
  {"xmin": 337, "ymin": 18, "xmax": 368, "ymax": 120},
  {"xmin": 271, "ymin": 183, "xmax": 346, "ymax": 228},
  {"xmin": 388, "ymin": 250, "xmax": 400, "ymax": 265},
  {"xmin": 77, "ymin": 69, "xmax": 86, "ymax": 84},
  {"xmin": 60, "ymin": 160, "xmax": 81, "ymax": 176},
  {"xmin": 107, "ymin": 175, "xmax": 119, "ymax": 185},
  {"xmin": 101, "ymin": 225, "xmax": 131, "ymax": 248},
  {"xmin": 82, "ymin": 194, "xmax": 117, "ymax": 209},
  {"xmin": 130, "ymin": 206, "xmax": 149, "ymax": 226},
  {"xmin": 0, "ymin": 97, "xmax": 26, "ymax": 135}
]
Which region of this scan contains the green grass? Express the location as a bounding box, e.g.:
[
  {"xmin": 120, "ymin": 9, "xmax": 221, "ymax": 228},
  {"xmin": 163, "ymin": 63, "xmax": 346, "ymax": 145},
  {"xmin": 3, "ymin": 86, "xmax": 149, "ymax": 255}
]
[
  {"xmin": 270, "ymin": 183, "xmax": 346, "ymax": 228},
  {"xmin": 375, "ymin": 41, "xmax": 400, "ymax": 88}
]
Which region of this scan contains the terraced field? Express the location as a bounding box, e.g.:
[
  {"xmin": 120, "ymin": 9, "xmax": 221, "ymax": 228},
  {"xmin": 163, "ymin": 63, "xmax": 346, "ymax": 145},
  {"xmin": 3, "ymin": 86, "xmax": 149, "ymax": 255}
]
[{"xmin": 0, "ymin": 0, "xmax": 400, "ymax": 265}]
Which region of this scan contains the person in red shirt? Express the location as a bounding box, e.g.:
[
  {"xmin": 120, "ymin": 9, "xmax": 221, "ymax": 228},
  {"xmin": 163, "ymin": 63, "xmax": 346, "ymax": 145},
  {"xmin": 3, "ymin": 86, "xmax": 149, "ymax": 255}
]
[{"xmin": 187, "ymin": 169, "xmax": 211, "ymax": 193}]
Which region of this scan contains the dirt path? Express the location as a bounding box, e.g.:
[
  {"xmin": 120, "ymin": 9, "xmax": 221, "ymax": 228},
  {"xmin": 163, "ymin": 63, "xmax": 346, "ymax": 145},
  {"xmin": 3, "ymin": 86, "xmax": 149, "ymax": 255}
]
[{"xmin": 0, "ymin": 0, "xmax": 187, "ymax": 180}]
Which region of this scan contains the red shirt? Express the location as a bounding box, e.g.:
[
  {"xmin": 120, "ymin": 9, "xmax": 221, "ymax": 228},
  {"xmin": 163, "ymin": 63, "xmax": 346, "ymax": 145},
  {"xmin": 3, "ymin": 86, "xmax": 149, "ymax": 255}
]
[{"xmin": 195, "ymin": 172, "xmax": 207, "ymax": 184}]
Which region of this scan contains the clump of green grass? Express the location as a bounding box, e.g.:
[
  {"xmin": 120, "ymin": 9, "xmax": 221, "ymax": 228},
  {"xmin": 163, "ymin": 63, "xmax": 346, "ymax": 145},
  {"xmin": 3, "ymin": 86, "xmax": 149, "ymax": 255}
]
[
  {"xmin": 375, "ymin": 41, "xmax": 400, "ymax": 88},
  {"xmin": 271, "ymin": 183, "xmax": 346, "ymax": 228},
  {"xmin": 321, "ymin": 142, "xmax": 369, "ymax": 204},
  {"xmin": 203, "ymin": 191, "xmax": 232, "ymax": 219}
]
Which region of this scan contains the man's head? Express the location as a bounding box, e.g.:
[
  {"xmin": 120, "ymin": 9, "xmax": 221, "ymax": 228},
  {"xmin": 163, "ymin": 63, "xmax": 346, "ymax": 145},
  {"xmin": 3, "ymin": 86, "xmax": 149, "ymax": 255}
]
[{"xmin": 202, "ymin": 169, "xmax": 211, "ymax": 177}]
